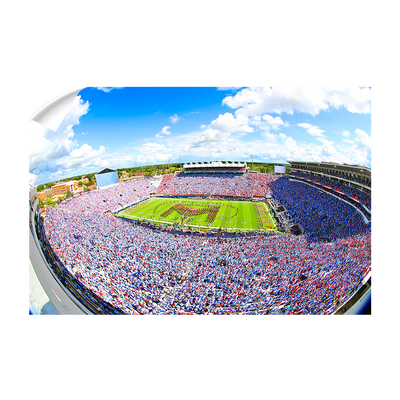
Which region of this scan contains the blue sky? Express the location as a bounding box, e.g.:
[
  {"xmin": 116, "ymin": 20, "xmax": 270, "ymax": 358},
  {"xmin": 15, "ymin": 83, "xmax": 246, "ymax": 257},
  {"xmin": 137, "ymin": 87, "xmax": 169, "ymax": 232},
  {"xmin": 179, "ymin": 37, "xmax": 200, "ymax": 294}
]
[{"xmin": 29, "ymin": 86, "xmax": 371, "ymax": 185}]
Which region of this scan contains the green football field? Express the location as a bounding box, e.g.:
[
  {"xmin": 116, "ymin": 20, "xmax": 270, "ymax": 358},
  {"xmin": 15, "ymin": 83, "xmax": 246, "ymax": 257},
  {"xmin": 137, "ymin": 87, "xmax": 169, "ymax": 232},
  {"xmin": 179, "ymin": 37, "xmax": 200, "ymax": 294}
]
[{"xmin": 116, "ymin": 197, "xmax": 277, "ymax": 232}]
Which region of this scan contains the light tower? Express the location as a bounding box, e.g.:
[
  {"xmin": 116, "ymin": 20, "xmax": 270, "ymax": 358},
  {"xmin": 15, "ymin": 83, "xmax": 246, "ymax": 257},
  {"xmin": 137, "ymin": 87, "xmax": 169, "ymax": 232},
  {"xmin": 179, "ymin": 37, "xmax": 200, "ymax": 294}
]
[
  {"xmin": 250, "ymin": 154, "xmax": 254, "ymax": 171},
  {"xmin": 179, "ymin": 156, "xmax": 182, "ymax": 171}
]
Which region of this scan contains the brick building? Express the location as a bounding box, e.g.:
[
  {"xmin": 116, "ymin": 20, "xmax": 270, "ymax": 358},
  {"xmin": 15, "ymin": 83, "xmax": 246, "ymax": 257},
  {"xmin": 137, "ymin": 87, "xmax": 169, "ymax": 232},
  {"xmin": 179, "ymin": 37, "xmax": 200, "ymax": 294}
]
[{"xmin": 51, "ymin": 181, "xmax": 78, "ymax": 197}]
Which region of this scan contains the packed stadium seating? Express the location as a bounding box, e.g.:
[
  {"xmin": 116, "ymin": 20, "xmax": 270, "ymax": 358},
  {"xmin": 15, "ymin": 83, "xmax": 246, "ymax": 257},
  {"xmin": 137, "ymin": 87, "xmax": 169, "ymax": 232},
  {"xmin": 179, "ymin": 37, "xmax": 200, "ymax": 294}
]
[
  {"xmin": 156, "ymin": 172, "xmax": 278, "ymax": 198},
  {"xmin": 40, "ymin": 172, "xmax": 371, "ymax": 315},
  {"xmin": 289, "ymin": 171, "xmax": 371, "ymax": 209}
]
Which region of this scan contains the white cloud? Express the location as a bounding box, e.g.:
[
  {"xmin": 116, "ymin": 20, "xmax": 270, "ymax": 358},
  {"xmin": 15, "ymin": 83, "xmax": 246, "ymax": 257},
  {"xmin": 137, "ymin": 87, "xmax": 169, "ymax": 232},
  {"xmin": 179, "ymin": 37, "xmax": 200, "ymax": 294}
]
[
  {"xmin": 184, "ymin": 111, "xmax": 201, "ymax": 116},
  {"xmin": 343, "ymin": 130, "xmax": 351, "ymax": 137},
  {"xmin": 60, "ymin": 145, "xmax": 106, "ymax": 172},
  {"xmin": 132, "ymin": 123, "xmax": 371, "ymax": 168},
  {"xmin": 161, "ymin": 126, "xmax": 171, "ymax": 135},
  {"xmin": 223, "ymin": 87, "xmax": 371, "ymax": 117},
  {"xmin": 217, "ymin": 83, "xmax": 242, "ymax": 90},
  {"xmin": 136, "ymin": 154, "xmax": 171, "ymax": 164},
  {"xmin": 260, "ymin": 132, "xmax": 278, "ymax": 142},
  {"xmin": 69, "ymin": 144, "xmax": 105, "ymax": 159},
  {"xmin": 355, "ymin": 128, "xmax": 371, "ymax": 148},
  {"xmin": 210, "ymin": 112, "xmax": 253, "ymax": 133},
  {"xmin": 134, "ymin": 142, "xmax": 173, "ymax": 164},
  {"xmin": 169, "ymin": 114, "xmax": 180, "ymax": 123},
  {"xmin": 351, "ymin": 128, "xmax": 371, "ymax": 166},
  {"xmin": 90, "ymin": 83, "xmax": 125, "ymax": 93},
  {"xmin": 139, "ymin": 142, "xmax": 170, "ymax": 153},
  {"xmin": 297, "ymin": 122, "xmax": 325, "ymax": 138},
  {"xmin": 155, "ymin": 125, "xmax": 171, "ymax": 138},
  {"xmin": 319, "ymin": 139, "xmax": 343, "ymax": 160},
  {"xmin": 323, "ymin": 87, "xmax": 371, "ymax": 113},
  {"xmin": 147, "ymin": 120, "xmax": 341, "ymax": 165},
  {"xmin": 185, "ymin": 128, "xmax": 231, "ymax": 151},
  {"xmin": 334, "ymin": 129, "xmax": 371, "ymax": 167},
  {"xmin": 284, "ymin": 136, "xmax": 299, "ymax": 150},
  {"xmin": 200, "ymin": 124, "xmax": 207, "ymax": 129},
  {"xmin": 262, "ymin": 114, "xmax": 289, "ymax": 130}
]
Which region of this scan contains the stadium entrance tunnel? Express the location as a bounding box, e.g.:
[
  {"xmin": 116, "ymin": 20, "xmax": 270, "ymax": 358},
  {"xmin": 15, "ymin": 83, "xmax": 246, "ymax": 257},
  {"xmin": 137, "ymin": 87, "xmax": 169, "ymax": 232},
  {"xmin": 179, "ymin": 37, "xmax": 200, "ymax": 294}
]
[{"xmin": 290, "ymin": 224, "xmax": 303, "ymax": 235}]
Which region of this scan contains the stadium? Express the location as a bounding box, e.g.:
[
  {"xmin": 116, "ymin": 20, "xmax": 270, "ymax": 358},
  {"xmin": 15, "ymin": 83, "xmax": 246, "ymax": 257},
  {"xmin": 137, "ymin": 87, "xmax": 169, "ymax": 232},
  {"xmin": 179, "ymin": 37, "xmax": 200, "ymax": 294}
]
[{"xmin": 29, "ymin": 160, "xmax": 371, "ymax": 315}]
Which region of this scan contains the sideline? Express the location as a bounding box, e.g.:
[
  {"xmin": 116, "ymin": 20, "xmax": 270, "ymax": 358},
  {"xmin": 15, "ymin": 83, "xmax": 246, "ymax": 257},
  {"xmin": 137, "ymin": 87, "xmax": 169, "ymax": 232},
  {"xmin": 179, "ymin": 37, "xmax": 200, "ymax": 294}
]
[{"xmin": 262, "ymin": 202, "xmax": 277, "ymax": 230}]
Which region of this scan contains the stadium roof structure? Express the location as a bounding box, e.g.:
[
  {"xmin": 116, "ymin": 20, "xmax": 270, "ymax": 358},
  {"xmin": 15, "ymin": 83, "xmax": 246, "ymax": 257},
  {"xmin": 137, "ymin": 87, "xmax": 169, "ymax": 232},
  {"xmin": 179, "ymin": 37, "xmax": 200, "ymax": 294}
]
[
  {"xmin": 183, "ymin": 161, "xmax": 247, "ymax": 169},
  {"xmin": 287, "ymin": 160, "xmax": 371, "ymax": 179}
]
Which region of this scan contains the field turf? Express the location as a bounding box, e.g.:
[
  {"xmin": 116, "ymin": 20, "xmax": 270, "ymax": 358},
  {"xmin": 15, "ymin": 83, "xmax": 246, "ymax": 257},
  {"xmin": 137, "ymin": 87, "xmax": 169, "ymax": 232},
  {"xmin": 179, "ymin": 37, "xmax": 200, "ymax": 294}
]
[{"xmin": 116, "ymin": 197, "xmax": 276, "ymax": 232}]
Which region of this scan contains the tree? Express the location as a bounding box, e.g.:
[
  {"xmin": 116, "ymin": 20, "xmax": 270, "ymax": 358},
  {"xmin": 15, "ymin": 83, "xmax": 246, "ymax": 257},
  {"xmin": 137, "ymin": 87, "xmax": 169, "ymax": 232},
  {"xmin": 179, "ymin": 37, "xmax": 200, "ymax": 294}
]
[{"xmin": 66, "ymin": 189, "xmax": 72, "ymax": 199}]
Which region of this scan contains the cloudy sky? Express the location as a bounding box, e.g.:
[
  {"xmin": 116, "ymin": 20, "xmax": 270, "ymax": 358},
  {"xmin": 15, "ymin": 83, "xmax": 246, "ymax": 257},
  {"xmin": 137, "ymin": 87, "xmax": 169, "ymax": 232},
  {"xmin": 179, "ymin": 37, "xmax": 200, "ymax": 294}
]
[{"xmin": 29, "ymin": 86, "xmax": 371, "ymax": 185}]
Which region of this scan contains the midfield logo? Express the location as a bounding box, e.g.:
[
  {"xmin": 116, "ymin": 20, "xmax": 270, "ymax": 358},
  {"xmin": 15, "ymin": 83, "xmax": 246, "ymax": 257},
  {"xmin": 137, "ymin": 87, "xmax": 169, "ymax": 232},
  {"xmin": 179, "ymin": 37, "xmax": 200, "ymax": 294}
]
[{"xmin": 161, "ymin": 204, "xmax": 221, "ymax": 223}]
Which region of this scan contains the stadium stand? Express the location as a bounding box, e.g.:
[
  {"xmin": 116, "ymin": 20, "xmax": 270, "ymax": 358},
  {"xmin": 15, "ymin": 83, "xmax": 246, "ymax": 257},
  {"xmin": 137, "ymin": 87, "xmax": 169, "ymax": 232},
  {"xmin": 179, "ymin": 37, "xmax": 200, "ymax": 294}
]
[
  {"xmin": 34, "ymin": 169, "xmax": 371, "ymax": 315},
  {"xmin": 287, "ymin": 161, "xmax": 371, "ymax": 223},
  {"xmin": 156, "ymin": 172, "xmax": 278, "ymax": 199}
]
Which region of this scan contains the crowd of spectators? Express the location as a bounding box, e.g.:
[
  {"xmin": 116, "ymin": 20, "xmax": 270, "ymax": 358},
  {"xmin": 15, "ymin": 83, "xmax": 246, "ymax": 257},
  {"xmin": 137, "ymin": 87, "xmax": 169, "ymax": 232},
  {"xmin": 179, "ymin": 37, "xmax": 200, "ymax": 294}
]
[
  {"xmin": 63, "ymin": 176, "xmax": 161, "ymax": 214},
  {"xmin": 270, "ymin": 177, "xmax": 370, "ymax": 242},
  {"xmin": 41, "ymin": 174, "xmax": 371, "ymax": 315},
  {"xmin": 156, "ymin": 172, "xmax": 277, "ymax": 198},
  {"xmin": 290, "ymin": 171, "xmax": 371, "ymax": 209}
]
